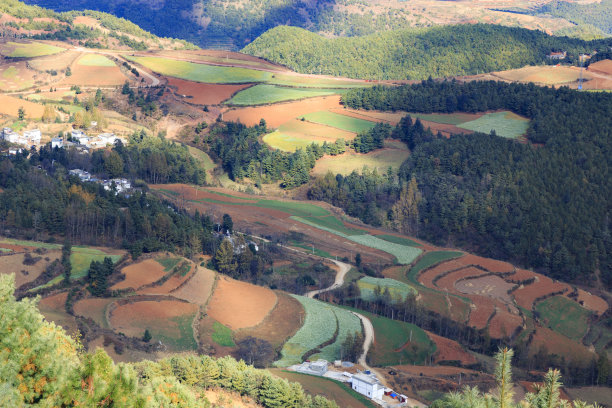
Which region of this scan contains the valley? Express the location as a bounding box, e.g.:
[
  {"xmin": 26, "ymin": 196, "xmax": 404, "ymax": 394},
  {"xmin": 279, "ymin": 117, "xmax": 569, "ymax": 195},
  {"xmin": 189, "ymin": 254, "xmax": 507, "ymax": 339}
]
[{"xmin": 1, "ymin": 0, "xmax": 612, "ymax": 406}]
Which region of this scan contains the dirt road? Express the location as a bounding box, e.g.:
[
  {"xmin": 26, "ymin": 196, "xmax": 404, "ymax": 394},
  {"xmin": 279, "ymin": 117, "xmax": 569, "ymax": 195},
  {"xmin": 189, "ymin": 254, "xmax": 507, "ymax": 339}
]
[{"xmin": 306, "ymin": 260, "xmax": 350, "ymax": 299}]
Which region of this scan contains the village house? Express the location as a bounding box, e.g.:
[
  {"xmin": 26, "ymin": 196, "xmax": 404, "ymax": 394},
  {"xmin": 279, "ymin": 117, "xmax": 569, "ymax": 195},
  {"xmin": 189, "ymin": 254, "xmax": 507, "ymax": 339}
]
[
  {"xmin": 69, "ymin": 169, "xmax": 91, "ymax": 182},
  {"xmin": 351, "ymin": 373, "xmax": 384, "ymax": 401},
  {"xmin": 23, "ymin": 129, "xmax": 41, "ymax": 145},
  {"xmin": 51, "ymin": 137, "xmax": 64, "ymax": 149},
  {"xmin": 547, "ymin": 51, "xmax": 567, "ymax": 60}
]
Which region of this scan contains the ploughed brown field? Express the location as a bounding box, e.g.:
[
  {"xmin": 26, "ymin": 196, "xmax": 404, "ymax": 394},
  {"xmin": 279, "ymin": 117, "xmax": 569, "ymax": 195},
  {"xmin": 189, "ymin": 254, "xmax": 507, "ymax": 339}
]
[{"xmin": 167, "ymin": 78, "xmax": 252, "ymax": 105}]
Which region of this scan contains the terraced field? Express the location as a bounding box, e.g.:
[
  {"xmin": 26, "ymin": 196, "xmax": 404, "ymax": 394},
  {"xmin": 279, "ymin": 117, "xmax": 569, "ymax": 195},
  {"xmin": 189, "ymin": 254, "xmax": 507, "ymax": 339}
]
[
  {"xmin": 263, "ymin": 119, "xmax": 355, "ymax": 152},
  {"xmin": 301, "ymin": 111, "xmax": 376, "ymax": 133},
  {"xmin": 276, "ymin": 295, "xmax": 363, "ymax": 367},
  {"xmin": 1, "ymin": 41, "xmax": 65, "ymax": 58},
  {"xmin": 227, "ymin": 84, "xmax": 345, "ymax": 105},
  {"xmin": 357, "ymin": 276, "xmax": 417, "ymax": 303}
]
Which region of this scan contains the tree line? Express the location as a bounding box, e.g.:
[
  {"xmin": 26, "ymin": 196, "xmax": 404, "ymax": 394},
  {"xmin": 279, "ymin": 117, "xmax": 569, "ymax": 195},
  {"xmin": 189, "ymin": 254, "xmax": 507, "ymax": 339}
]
[
  {"xmin": 243, "ymin": 24, "xmax": 612, "ymax": 80},
  {"xmin": 311, "ymin": 80, "xmax": 612, "ymax": 287},
  {"xmin": 0, "ymin": 273, "xmax": 339, "ymax": 407}
]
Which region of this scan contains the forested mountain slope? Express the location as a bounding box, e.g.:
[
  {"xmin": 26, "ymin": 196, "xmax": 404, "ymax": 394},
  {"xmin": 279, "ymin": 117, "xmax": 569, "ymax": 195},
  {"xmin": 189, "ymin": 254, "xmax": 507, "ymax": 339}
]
[
  {"xmin": 309, "ymin": 80, "xmax": 612, "ymax": 286},
  {"xmin": 21, "ymin": 0, "xmax": 607, "ymax": 49},
  {"xmin": 0, "ymin": 0, "xmax": 195, "ymax": 50},
  {"xmin": 243, "ymin": 25, "xmax": 612, "ymax": 80}
]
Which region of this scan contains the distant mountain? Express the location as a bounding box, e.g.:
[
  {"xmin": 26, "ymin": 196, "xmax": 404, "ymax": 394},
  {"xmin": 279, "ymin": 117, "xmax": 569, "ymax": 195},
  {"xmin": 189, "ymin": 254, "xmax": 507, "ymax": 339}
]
[
  {"xmin": 20, "ymin": 0, "xmax": 609, "ymax": 49},
  {"xmin": 243, "ymin": 25, "xmax": 612, "ymax": 81},
  {"xmin": 0, "ymin": 0, "xmax": 195, "ymax": 50}
]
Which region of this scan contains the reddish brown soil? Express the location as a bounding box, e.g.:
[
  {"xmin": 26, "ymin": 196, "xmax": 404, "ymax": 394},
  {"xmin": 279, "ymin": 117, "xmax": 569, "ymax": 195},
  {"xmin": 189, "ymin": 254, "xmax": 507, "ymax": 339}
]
[
  {"xmin": 167, "ymin": 78, "xmax": 251, "ymax": 105},
  {"xmin": 456, "ymin": 254, "xmax": 514, "ymax": 273},
  {"xmin": 576, "ymin": 289, "xmax": 608, "ymax": 315},
  {"xmin": 60, "ymin": 63, "xmax": 127, "ymax": 86},
  {"xmin": 513, "ymin": 275, "xmax": 570, "ymax": 310},
  {"xmin": 137, "ymin": 263, "xmax": 194, "ymax": 295},
  {"xmin": 109, "ymin": 300, "xmax": 198, "ymax": 338},
  {"xmin": 506, "ymin": 268, "xmax": 536, "ymax": 283},
  {"xmin": 0, "ymin": 94, "xmax": 46, "ymax": 117},
  {"xmin": 223, "ymin": 95, "xmax": 343, "ymax": 127},
  {"xmin": 171, "ymin": 265, "xmax": 215, "ymax": 304},
  {"xmin": 236, "ymin": 291, "xmax": 305, "ymax": 348},
  {"xmin": 39, "ymin": 291, "xmax": 68, "ymax": 310},
  {"xmin": 112, "ymin": 258, "xmax": 167, "ymax": 290},
  {"xmin": 488, "ymin": 310, "xmax": 523, "ymax": 339},
  {"xmin": 0, "ymin": 251, "xmax": 60, "ymax": 287},
  {"xmin": 418, "ymin": 260, "xmax": 465, "ymax": 288},
  {"xmin": 436, "ymin": 267, "xmax": 485, "ymax": 292},
  {"xmin": 427, "ymin": 332, "xmax": 477, "ymax": 365},
  {"xmin": 467, "ymin": 296, "xmax": 495, "ymax": 329},
  {"xmin": 530, "ymin": 327, "xmax": 594, "ymax": 362},
  {"xmin": 588, "ymin": 60, "xmax": 612, "ymax": 76},
  {"xmin": 206, "ymin": 276, "xmax": 277, "ymax": 330},
  {"xmin": 73, "ymin": 298, "xmax": 114, "ymax": 326}
]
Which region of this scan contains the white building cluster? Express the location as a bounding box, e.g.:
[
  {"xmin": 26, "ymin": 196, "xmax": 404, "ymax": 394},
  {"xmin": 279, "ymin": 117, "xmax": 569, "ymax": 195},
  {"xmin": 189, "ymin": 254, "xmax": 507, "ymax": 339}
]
[
  {"xmin": 2, "ymin": 127, "xmax": 41, "ymax": 148},
  {"xmin": 52, "ymin": 130, "xmax": 126, "ymax": 150},
  {"xmin": 69, "ymin": 169, "xmax": 132, "ymax": 194}
]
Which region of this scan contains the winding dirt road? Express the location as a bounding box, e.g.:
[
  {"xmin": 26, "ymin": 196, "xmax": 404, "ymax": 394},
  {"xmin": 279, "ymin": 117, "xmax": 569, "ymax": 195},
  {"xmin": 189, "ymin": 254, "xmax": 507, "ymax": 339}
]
[{"xmin": 306, "ymin": 260, "xmax": 350, "ymax": 299}]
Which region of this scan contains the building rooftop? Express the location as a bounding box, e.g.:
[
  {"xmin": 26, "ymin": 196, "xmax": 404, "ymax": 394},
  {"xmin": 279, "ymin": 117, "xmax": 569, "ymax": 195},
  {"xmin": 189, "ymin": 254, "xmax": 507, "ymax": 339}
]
[{"xmin": 352, "ymin": 373, "xmax": 379, "ymax": 386}]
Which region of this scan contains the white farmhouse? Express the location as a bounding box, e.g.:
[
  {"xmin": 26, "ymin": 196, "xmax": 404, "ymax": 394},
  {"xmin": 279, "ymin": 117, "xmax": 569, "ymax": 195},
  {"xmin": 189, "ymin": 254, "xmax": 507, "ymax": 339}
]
[
  {"xmin": 23, "ymin": 129, "xmax": 41, "ymax": 145},
  {"xmin": 351, "ymin": 373, "xmax": 384, "ymax": 400},
  {"xmin": 51, "ymin": 138, "xmax": 64, "ymax": 149}
]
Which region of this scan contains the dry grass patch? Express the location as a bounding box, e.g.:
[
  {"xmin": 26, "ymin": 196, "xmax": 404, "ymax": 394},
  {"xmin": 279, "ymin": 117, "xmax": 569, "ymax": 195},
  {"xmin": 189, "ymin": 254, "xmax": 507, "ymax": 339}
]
[
  {"xmin": 0, "ymin": 94, "xmax": 45, "ymax": 117},
  {"xmin": 206, "ymin": 276, "xmax": 277, "ymax": 330},
  {"xmin": 171, "ymin": 265, "xmax": 216, "ymax": 304},
  {"xmin": 312, "ymin": 148, "xmax": 410, "ymax": 176},
  {"xmin": 0, "ymin": 250, "xmax": 60, "ymax": 287}
]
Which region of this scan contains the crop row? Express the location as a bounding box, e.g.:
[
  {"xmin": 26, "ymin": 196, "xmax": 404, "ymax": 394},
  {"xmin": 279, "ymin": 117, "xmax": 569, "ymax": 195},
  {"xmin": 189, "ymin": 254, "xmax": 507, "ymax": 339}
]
[
  {"xmin": 315, "ymin": 308, "xmax": 362, "ymax": 362},
  {"xmin": 357, "ymin": 276, "xmax": 417, "ymax": 303}
]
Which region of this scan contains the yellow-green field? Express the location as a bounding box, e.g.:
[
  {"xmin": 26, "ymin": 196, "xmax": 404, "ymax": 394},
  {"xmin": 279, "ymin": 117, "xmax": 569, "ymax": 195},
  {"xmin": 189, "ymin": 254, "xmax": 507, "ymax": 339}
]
[
  {"xmin": 312, "ymin": 148, "xmax": 410, "ymax": 176},
  {"xmin": 126, "ymin": 55, "xmax": 272, "ymax": 83},
  {"xmin": 263, "ymin": 119, "xmax": 355, "ymax": 152},
  {"xmin": 457, "ymin": 111, "xmax": 529, "ymax": 139},
  {"xmin": 77, "ymin": 54, "xmax": 116, "ymax": 67},
  {"xmin": 1, "ymin": 41, "xmax": 65, "ymax": 58},
  {"xmin": 494, "ymin": 65, "xmax": 588, "ymax": 85},
  {"xmin": 227, "ymin": 84, "xmax": 345, "ymax": 105}
]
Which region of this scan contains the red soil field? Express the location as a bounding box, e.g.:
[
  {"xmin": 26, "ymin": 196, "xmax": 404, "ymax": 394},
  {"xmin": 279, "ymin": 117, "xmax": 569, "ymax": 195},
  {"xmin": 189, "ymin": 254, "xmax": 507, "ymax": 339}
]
[
  {"xmin": 427, "ymin": 332, "xmax": 477, "ymax": 365},
  {"xmin": 60, "ymin": 61, "xmax": 127, "ymax": 87},
  {"xmin": 512, "ymin": 275, "xmax": 570, "ymax": 310},
  {"xmin": 167, "ymin": 78, "xmax": 251, "ymax": 105},
  {"xmin": 236, "ymin": 291, "xmax": 305, "ymax": 348},
  {"xmin": 435, "ymin": 266, "xmax": 485, "ymax": 292},
  {"xmin": 206, "ymin": 276, "xmax": 277, "ymax": 330},
  {"xmin": 137, "ymin": 263, "xmax": 194, "ymax": 295},
  {"xmin": 0, "ymin": 94, "xmax": 45, "ymax": 117},
  {"xmin": 530, "ymin": 327, "xmax": 594, "ymax": 362},
  {"xmin": 418, "ymin": 260, "xmax": 465, "ymax": 288},
  {"xmin": 419, "ymin": 119, "xmax": 470, "ymax": 137},
  {"xmin": 109, "ymin": 300, "xmax": 198, "ymax": 338},
  {"xmin": 223, "ymin": 95, "xmax": 342, "ymax": 127},
  {"xmin": 576, "ymin": 289, "xmax": 608, "ymax": 315},
  {"xmin": 170, "ymin": 265, "xmax": 216, "ymax": 304},
  {"xmin": 73, "ymin": 298, "xmax": 114, "ymax": 327},
  {"xmin": 39, "ymin": 291, "xmax": 67, "ymax": 311},
  {"xmin": 488, "ymin": 310, "xmax": 523, "ymax": 339},
  {"xmin": 456, "ymin": 254, "xmax": 514, "ymax": 273},
  {"xmin": 111, "ymin": 258, "xmax": 167, "ymax": 290},
  {"xmin": 467, "ymin": 296, "xmax": 495, "ymax": 329},
  {"xmin": 393, "ymin": 364, "xmax": 479, "ymax": 376},
  {"xmin": 588, "ymin": 60, "xmax": 612, "ymax": 76},
  {"xmin": 506, "ymin": 268, "xmax": 536, "ymax": 283},
  {"xmin": 155, "ymin": 184, "xmax": 258, "ymax": 204},
  {"xmin": 455, "ymin": 275, "xmax": 516, "ymax": 305}
]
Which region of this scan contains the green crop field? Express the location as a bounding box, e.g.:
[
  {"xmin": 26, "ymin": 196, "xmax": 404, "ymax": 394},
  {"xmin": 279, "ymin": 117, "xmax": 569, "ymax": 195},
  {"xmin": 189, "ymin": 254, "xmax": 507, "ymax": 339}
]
[
  {"xmin": 312, "ymin": 148, "xmax": 410, "ymax": 176},
  {"xmin": 375, "ymin": 234, "xmax": 421, "ymax": 247},
  {"xmin": 70, "ymin": 247, "xmax": 122, "ymax": 279},
  {"xmin": 152, "ymin": 314, "xmax": 198, "ymax": 351},
  {"xmin": 301, "ymin": 111, "xmax": 376, "ymax": 133},
  {"xmin": 342, "ymin": 307, "xmax": 435, "ymax": 366},
  {"xmin": 263, "ymin": 119, "xmax": 355, "ymax": 152},
  {"xmin": 406, "ymin": 251, "xmax": 464, "ymax": 285},
  {"xmin": 156, "ymin": 257, "xmax": 182, "ymax": 272},
  {"xmin": 410, "ymin": 112, "xmax": 478, "ymax": 125},
  {"xmin": 211, "ymin": 321, "xmax": 236, "ymax": 347},
  {"xmin": 226, "ymin": 84, "xmax": 344, "ymax": 105},
  {"xmin": 187, "ymin": 147, "xmax": 216, "ymax": 172},
  {"xmin": 458, "ymin": 111, "xmax": 529, "ymax": 139},
  {"xmin": 276, "ymin": 295, "xmax": 337, "ymax": 367},
  {"xmin": 315, "ymin": 308, "xmax": 362, "ymax": 362},
  {"xmin": 357, "ymin": 276, "xmax": 417, "ymax": 303},
  {"xmin": 269, "ymin": 72, "xmax": 371, "ymax": 89},
  {"xmin": 535, "ymin": 296, "xmax": 592, "ymax": 341},
  {"xmin": 77, "ymin": 54, "xmax": 116, "ymax": 67},
  {"xmin": 126, "ymin": 56, "xmax": 272, "ymax": 83},
  {"xmin": 3, "ymin": 41, "xmax": 65, "ymax": 58},
  {"xmin": 292, "ymin": 217, "xmax": 422, "ymax": 264},
  {"xmin": 298, "ymin": 216, "xmax": 365, "ymax": 236},
  {"xmin": 2, "ymin": 66, "xmax": 18, "ymax": 79}
]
